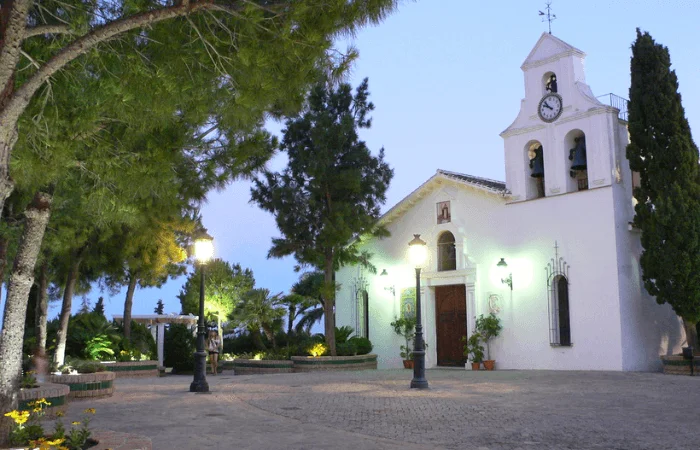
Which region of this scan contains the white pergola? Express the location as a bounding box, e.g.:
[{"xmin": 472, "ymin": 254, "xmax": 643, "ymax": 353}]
[{"xmin": 112, "ymin": 314, "xmax": 198, "ymax": 368}]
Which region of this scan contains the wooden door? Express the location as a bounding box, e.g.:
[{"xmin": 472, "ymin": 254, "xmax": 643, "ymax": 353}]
[{"xmin": 435, "ymin": 285, "xmax": 467, "ymax": 366}]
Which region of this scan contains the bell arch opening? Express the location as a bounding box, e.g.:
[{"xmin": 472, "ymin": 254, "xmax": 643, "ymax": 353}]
[
  {"xmin": 564, "ymin": 129, "xmax": 588, "ymax": 192},
  {"xmin": 543, "ymin": 72, "xmax": 558, "ymax": 94},
  {"xmin": 525, "ymin": 140, "xmax": 545, "ymax": 199}
]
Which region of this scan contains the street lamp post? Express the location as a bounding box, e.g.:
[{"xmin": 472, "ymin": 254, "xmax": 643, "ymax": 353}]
[
  {"xmin": 190, "ymin": 229, "xmax": 214, "ymax": 393},
  {"xmin": 408, "ymin": 234, "xmax": 429, "ymax": 389}
]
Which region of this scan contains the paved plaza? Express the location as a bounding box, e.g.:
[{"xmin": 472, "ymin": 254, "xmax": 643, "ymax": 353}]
[{"xmin": 61, "ymin": 369, "xmax": 700, "ymax": 450}]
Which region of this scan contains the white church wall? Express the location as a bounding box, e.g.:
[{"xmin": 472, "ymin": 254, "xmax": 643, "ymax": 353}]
[{"xmin": 497, "ymin": 187, "xmax": 623, "ymax": 370}]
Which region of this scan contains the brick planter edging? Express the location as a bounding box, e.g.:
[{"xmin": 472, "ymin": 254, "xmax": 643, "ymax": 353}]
[
  {"xmin": 48, "ymin": 371, "xmax": 116, "ymax": 399},
  {"xmin": 661, "ymin": 355, "xmax": 700, "ymax": 376},
  {"xmin": 224, "ymin": 359, "xmax": 294, "ymax": 375},
  {"xmin": 17, "ymin": 383, "xmax": 69, "ymax": 418},
  {"xmin": 291, "ymin": 354, "xmax": 378, "ymax": 372},
  {"xmin": 101, "ymin": 361, "xmax": 159, "ymax": 378}
]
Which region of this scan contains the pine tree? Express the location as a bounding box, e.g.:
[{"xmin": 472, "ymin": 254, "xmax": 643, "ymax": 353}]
[
  {"xmin": 178, "ymin": 259, "xmax": 255, "ymax": 337},
  {"xmin": 251, "ymin": 79, "xmax": 393, "ymax": 355},
  {"xmin": 93, "ymin": 297, "xmax": 105, "ymax": 317},
  {"xmin": 154, "ymin": 300, "xmax": 165, "ymax": 315},
  {"xmin": 626, "ymin": 29, "xmax": 700, "ymax": 351}
]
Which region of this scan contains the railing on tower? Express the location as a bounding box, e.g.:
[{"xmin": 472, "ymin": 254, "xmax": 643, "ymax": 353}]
[{"xmin": 596, "ymin": 93, "xmax": 629, "ymax": 122}]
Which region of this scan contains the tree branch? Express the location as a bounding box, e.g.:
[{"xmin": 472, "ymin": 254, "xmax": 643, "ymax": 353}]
[
  {"xmin": 1, "ymin": 1, "xmax": 260, "ymax": 131},
  {"xmin": 24, "ymin": 25, "xmax": 74, "ymax": 38}
]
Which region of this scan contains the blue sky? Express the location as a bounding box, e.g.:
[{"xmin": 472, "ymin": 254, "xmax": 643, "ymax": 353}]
[{"xmin": 14, "ymin": 0, "xmax": 699, "ymax": 324}]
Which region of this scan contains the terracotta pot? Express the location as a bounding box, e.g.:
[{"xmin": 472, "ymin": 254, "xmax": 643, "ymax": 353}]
[
  {"xmin": 483, "ymin": 360, "xmax": 495, "ymax": 370},
  {"xmin": 471, "ymin": 362, "xmax": 481, "ymax": 371},
  {"xmin": 403, "ymin": 359, "xmax": 414, "ymax": 369}
]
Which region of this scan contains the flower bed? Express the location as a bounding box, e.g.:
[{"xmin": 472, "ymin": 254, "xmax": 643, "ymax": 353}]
[
  {"xmin": 224, "ymin": 359, "xmax": 294, "ymax": 375},
  {"xmin": 101, "ymin": 360, "xmax": 158, "ymax": 378},
  {"xmin": 661, "ymin": 355, "xmax": 699, "ymax": 376},
  {"xmin": 48, "ymin": 371, "xmax": 116, "ymax": 399},
  {"xmin": 17, "ymin": 383, "xmax": 69, "ymax": 419},
  {"xmin": 291, "ymin": 354, "xmax": 377, "ymax": 372}
]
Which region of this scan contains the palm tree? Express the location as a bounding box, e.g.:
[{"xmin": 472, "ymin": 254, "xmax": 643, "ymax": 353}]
[
  {"xmin": 232, "ymin": 288, "xmax": 285, "ymax": 349},
  {"xmin": 290, "ymin": 271, "xmax": 325, "ymax": 334}
]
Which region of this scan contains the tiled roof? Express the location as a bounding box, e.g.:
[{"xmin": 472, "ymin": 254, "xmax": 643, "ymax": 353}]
[{"xmin": 437, "ymin": 169, "xmax": 507, "ymax": 193}]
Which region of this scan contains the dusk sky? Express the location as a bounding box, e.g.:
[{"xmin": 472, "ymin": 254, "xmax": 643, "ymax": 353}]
[{"xmin": 26, "ymin": 0, "xmax": 700, "ymax": 323}]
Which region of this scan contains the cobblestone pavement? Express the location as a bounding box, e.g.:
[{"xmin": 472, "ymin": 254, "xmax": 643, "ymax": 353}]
[{"xmin": 61, "ymin": 369, "xmax": 700, "ymax": 450}]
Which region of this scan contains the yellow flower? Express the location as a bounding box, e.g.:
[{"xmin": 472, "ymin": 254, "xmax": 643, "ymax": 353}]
[
  {"xmin": 46, "ymin": 438, "xmax": 65, "ymax": 446},
  {"xmin": 84, "ymin": 407, "xmax": 96, "ymax": 414},
  {"xmin": 72, "ymin": 421, "xmax": 81, "ymax": 425},
  {"xmin": 56, "ymin": 410, "xmax": 65, "ymax": 417},
  {"xmin": 33, "ymin": 407, "xmax": 42, "ymax": 413}
]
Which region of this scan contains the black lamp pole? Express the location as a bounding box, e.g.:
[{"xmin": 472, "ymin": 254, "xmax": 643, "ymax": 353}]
[
  {"xmin": 409, "ymin": 234, "xmax": 429, "ymax": 389},
  {"xmin": 190, "ymin": 229, "xmax": 212, "ymax": 393},
  {"xmin": 190, "ymin": 263, "xmax": 209, "ymax": 392}
]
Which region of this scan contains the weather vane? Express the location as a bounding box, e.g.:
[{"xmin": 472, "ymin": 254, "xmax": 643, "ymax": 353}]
[{"xmin": 539, "ymin": 2, "xmax": 556, "ymax": 34}]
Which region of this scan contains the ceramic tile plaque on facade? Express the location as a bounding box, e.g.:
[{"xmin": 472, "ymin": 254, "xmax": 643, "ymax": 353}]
[{"xmin": 437, "ymin": 201, "xmax": 451, "ymax": 224}]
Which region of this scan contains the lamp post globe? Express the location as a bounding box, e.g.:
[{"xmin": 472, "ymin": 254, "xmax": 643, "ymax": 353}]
[
  {"xmin": 408, "ymin": 234, "xmax": 429, "ymax": 389},
  {"xmin": 190, "ymin": 229, "xmax": 214, "ymax": 393}
]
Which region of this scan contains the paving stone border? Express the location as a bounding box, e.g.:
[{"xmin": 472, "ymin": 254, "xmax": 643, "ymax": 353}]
[
  {"xmin": 661, "ymin": 355, "xmax": 699, "ymax": 376},
  {"xmin": 48, "ymin": 371, "xmax": 116, "ymax": 399},
  {"xmin": 17, "ymin": 382, "xmax": 69, "ymax": 418},
  {"xmin": 291, "ymin": 354, "xmax": 377, "ymax": 372},
  {"xmin": 101, "ymin": 361, "xmax": 159, "ymax": 378},
  {"xmin": 224, "ymin": 359, "xmax": 294, "ymax": 375}
]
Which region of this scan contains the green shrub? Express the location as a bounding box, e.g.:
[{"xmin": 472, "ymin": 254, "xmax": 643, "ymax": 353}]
[
  {"xmin": 62, "ymin": 358, "xmax": 106, "ymax": 374},
  {"xmin": 84, "ymin": 334, "xmax": 115, "ymax": 361},
  {"xmin": 64, "ymin": 313, "xmax": 121, "ymax": 360},
  {"xmin": 335, "ymin": 326, "xmax": 354, "ymax": 344},
  {"xmin": 336, "ymin": 341, "xmax": 358, "ymax": 356},
  {"xmin": 348, "ymin": 337, "xmax": 373, "ymax": 355},
  {"xmin": 223, "ymin": 333, "xmax": 257, "ymax": 355},
  {"xmin": 164, "ymin": 324, "xmax": 195, "ymax": 373},
  {"xmin": 114, "ymin": 321, "xmax": 157, "ymax": 359}
]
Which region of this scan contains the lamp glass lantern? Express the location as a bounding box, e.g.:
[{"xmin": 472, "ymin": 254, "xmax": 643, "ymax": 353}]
[
  {"xmin": 408, "ymin": 234, "xmax": 428, "ymax": 268},
  {"xmin": 497, "ymin": 258, "xmax": 512, "ymax": 290},
  {"xmin": 194, "ymin": 231, "xmax": 214, "ymax": 264}
]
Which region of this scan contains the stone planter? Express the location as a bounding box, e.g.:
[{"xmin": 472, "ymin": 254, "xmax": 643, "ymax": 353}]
[
  {"xmin": 661, "ymin": 355, "xmax": 699, "ymax": 376},
  {"xmin": 291, "ymin": 354, "xmax": 378, "ymax": 372},
  {"xmin": 101, "ymin": 361, "xmax": 158, "ymax": 378},
  {"xmin": 224, "ymin": 359, "xmax": 294, "ymax": 375},
  {"xmin": 48, "ymin": 371, "xmax": 116, "ymax": 399},
  {"xmin": 17, "ymin": 383, "xmax": 69, "ymax": 418}
]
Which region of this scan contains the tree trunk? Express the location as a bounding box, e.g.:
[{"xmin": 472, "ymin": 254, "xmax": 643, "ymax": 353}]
[
  {"xmin": 287, "ymin": 306, "xmax": 295, "ymax": 337},
  {"xmin": 53, "ymin": 249, "xmax": 84, "ymax": 367},
  {"xmin": 0, "ymin": 191, "xmax": 52, "ymax": 445},
  {"xmin": 123, "ymin": 272, "xmax": 137, "ymax": 341},
  {"xmin": 0, "ymin": 126, "xmax": 17, "ymax": 216},
  {"xmin": 34, "ymin": 261, "xmax": 49, "ymax": 353},
  {"xmin": 683, "ymin": 318, "xmax": 698, "ymax": 352},
  {"xmin": 323, "ymin": 248, "xmax": 336, "ymax": 356}
]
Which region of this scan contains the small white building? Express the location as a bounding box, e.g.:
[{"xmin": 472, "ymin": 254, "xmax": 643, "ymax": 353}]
[{"xmin": 335, "ymin": 33, "xmax": 685, "ymax": 372}]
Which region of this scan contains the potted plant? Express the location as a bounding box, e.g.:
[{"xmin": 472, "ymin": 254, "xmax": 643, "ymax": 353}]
[
  {"xmin": 462, "ymin": 332, "xmax": 484, "ymax": 370},
  {"xmin": 390, "ymin": 317, "xmax": 416, "ymax": 369},
  {"xmin": 476, "ymin": 313, "xmax": 502, "ymax": 370}
]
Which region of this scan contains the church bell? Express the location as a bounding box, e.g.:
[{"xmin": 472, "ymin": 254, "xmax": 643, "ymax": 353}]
[
  {"xmin": 529, "ymin": 146, "xmax": 544, "ymax": 178},
  {"xmin": 569, "ymin": 137, "xmax": 587, "ymax": 172}
]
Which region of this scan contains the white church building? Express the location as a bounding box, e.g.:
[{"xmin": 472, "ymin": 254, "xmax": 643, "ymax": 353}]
[{"xmin": 335, "ymin": 33, "xmax": 685, "ymax": 372}]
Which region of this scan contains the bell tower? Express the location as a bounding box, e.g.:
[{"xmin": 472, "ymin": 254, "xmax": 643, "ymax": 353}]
[{"xmin": 500, "ymin": 33, "xmax": 625, "ymax": 202}]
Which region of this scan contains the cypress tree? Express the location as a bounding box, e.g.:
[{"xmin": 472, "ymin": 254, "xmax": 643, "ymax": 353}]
[{"xmin": 626, "ymin": 29, "xmax": 700, "ymax": 350}]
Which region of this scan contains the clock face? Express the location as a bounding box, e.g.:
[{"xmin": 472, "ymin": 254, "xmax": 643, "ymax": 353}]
[{"xmin": 538, "ymin": 93, "xmax": 563, "ymax": 122}]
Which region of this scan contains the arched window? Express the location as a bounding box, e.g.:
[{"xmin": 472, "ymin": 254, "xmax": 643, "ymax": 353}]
[
  {"xmin": 437, "ymin": 232, "xmax": 456, "ymax": 271},
  {"xmin": 550, "ymin": 275, "xmax": 571, "ymax": 346}
]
